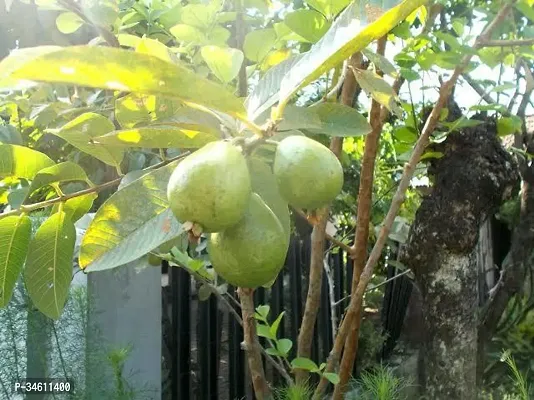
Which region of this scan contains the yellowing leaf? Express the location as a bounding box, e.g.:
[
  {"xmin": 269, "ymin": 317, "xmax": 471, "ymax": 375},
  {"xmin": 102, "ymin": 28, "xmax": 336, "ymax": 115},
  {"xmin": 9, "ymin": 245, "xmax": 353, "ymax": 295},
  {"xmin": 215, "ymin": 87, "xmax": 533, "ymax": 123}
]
[
  {"xmin": 80, "ymin": 161, "xmax": 184, "ymax": 272},
  {"xmin": 0, "ymin": 46, "xmax": 246, "ymax": 118},
  {"xmin": 201, "ymin": 46, "xmax": 244, "ymax": 83},
  {"xmin": 352, "ymin": 68, "xmax": 403, "ymax": 117},
  {"xmin": 170, "ymin": 24, "xmax": 207, "ymax": 44},
  {"xmin": 277, "ymin": 0, "xmax": 426, "ymax": 111},
  {"xmin": 0, "ymin": 215, "xmax": 31, "ymax": 308},
  {"xmin": 24, "ymin": 211, "xmax": 76, "ymax": 319},
  {"xmin": 94, "ymin": 125, "xmax": 220, "ymax": 149},
  {"xmin": 135, "ymin": 37, "xmax": 176, "ymax": 64},
  {"xmin": 0, "ymin": 144, "xmax": 55, "ymax": 180},
  {"xmin": 51, "ymin": 112, "xmax": 124, "ymax": 167},
  {"xmin": 56, "ymin": 12, "xmax": 85, "ymax": 34},
  {"xmin": 285, "ymin": 9, "xmax": 331, "ymax": 43},
  {"xmin": 244, "ymin": 29, "xmax": 277, "ymax": 62},
  {"xmin": 261, "ymin": 49, "xmax": 291, "ymax": 70}
]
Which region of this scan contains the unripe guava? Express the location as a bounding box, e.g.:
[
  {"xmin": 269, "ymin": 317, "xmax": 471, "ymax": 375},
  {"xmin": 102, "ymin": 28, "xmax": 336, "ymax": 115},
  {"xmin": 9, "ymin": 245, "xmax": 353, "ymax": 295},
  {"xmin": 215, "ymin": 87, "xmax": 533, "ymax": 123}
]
[
  {"xmin": 148, "ymin": 253, "xmax": 162, "ymax": 266},
  {"xmin": 208, "ymin": 193, "xmax": 289, "ymax": 288},
  {"xmin": 273, "ymin": 136, "xmax": 343, "ymax": 210},
  {"xmin": 167, "ymin": 141, "xmax": 251, "ymax": 232}
]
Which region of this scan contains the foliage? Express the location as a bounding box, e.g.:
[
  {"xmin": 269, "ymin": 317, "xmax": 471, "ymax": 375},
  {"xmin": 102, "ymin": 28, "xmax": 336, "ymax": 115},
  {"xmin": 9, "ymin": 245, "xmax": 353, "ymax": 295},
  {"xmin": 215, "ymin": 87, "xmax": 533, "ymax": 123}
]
[{"xmin": 345, "ymin": 364, "xmax": 411, "ymax": 400}]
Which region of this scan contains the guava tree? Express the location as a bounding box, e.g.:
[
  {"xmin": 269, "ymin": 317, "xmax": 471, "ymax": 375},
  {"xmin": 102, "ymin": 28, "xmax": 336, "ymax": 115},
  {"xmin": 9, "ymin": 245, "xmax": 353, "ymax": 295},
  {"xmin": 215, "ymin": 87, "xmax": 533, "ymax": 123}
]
[{"xmin": 0, "ymin": 0, "xmax": 533, "ymax": 398}]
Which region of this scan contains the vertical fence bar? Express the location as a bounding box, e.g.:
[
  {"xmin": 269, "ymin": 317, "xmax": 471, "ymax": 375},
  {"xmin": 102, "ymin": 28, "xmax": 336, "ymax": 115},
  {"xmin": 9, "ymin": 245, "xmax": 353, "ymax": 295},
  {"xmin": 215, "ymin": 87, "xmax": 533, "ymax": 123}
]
[
  {"xmin": 320, "ymin": 271, "xmax": 332, "ymax": 362},
  {"xmin": 289, "ymin": 238, "xmax": 302, "ymax": 359},
  {"xmin": 228, "ymin": 286, "xmax": 245, "ymax": 400},
  {"xmin": 270, "ymin": 269, "xmax": 285, "ymax": 386},
  {"xmin": 333, "ymin": 250, "xmax": 344, "ymax": 322},
  {"xmin": 199, "ymin": 294, "xmax": 219, "ymax": 400},
  {"xmin": 172, "ymin": 266, "xmax": 191, "ymax": 400}
]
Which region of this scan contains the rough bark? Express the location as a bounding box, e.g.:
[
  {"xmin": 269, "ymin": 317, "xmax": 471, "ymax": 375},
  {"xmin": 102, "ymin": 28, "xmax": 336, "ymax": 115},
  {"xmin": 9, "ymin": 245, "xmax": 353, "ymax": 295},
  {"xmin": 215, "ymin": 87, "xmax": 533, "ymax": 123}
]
[{"xmin": 402, "ymin": 119, "xmax": 519, "ymax": 399}]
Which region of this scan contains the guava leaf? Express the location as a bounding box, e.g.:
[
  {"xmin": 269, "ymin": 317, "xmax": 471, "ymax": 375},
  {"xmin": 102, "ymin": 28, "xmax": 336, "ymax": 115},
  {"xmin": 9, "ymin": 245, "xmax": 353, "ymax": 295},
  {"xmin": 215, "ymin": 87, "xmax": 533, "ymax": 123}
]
[
  {"xmin": 0, "ymin": 125, "xmax": 22, "ymax": 145},
  {"xmin": 170, "ymin": 24, "xmax": 207, "ymax": 44},
  {"xmin": 323, "ymin": 372, "xmax": 341, "ymax": 384},
  {"xmin": 135, "ymin": 37, "xmax": 176, "ymax": 64},
  {"xmin": 306, "ymin": 0, "xmax": 351, "ymax": 19},
  {"xmin": 0, "ymin": 215, "xmax": 31, "ymax": 308},
  {"xmin": 26, "ymin": 162, "xmax": 91, "ymax": 197},
  {"xmin": 245, "ymin": 54, "xmax": 305, "ymax": 122},
  {"xmin": 284, "ymin": 9, "xmax": 331, "ymax": 43},
  {"xmin": 56, "ymin": 12, "xmax": 85, "ymax": 34},
  {"xmin": 180, "ymin": 4, "xmax": 218, "ymax": 29},
  {"xmin": 51, "ymin": 193, "xmax": 97, "ymax": 222},
  {"xmin": 291, "ymin": 357, "xmax": 319, "ymax": 371},
  {"xmin": 200, "ymin": 46, "xmax": 244, "ymax": 83},
  {"xmin": 0, "ymin": 46, "xmax": 246, "ymax": 118},
  {"xmin": 50, "ymin": 112, "xmax": 124, "ymax": 167},
  {"xmin": 243, "ymin": 29, "xmax": 277, "ymax": 62},
  {"xmin": 80, "ymin": 160, "xmax": 184, "ymax": 272},
  {"xmin": 308, "ymin": 102, "xmax": 372, "ymax": 136},
  {"xmin": 24, "ymin": 211, "xmax": 76, "ymax": 320},
  {"xmin": 362, "ymin": 48, "xmax": 398, "ymax": 77},
  {"xmin": 94, "ymin": 125, "xmax": 220, "ymax": 149},
  {"xmin": 276, "ymin": 338, "xmax": 293, "ymax": 356},
  {"xmin": 278, "ymin": 0, "xmax": 426, "ymax": 108},
  {"xmin": 0, "ymin": 144, "xmax": 55, "ymax": 180},
  {"xmin": 115, "ymin": 94, "xmax": 156, "ymax": 129},
  {"xmin": 352, "ymin": 68, "xmax": 403, "ymax": 117}
]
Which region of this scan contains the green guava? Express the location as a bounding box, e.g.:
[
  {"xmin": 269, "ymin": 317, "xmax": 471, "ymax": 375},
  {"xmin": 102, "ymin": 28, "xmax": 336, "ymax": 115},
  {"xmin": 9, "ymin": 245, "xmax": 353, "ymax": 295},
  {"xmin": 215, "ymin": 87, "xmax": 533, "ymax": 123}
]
[
  {"xmin": 167, "ymin": 141, "xmax": 251, "ymax": 232},
  {"xmin": 273, "ymin": 135, "xmax": 343, "ymax": 210},
  {"xmin": 208, "ymin": 193, "xmax": 289, "ymax": 288},
  {"xmin": 148, "ymin": 253, "xmax": 162, "ymax": 266}
]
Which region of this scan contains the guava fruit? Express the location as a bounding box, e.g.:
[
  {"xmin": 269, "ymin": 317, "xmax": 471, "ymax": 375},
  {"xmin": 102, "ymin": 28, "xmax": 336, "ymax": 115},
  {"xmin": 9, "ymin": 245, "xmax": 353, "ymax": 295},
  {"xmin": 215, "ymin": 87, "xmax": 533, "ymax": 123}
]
[
  {"xmin": 248, "ymin": 158, "xmax": 291, "ymax": 237},
  {"xmin": 148, "ymin": 253, "xmax": 162, "ymax": 266},
  {"xmin": 208, "ymin": 193, "xmax": 289, "ymax": 288},
  {"xmin": 167, "ymin": 141, "xmax": 252, "ymax": 233},
  {"xmin": 273, "ymin": 135, "xmax": 343, "ymax": 210}
]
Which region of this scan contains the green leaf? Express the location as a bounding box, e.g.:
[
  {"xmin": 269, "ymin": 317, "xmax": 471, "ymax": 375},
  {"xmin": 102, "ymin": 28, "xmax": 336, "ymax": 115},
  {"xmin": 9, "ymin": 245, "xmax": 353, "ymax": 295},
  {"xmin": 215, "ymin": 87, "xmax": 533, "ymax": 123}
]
[
  {"xmin": 198, "ymin": 284, "xmax": 212, "ymax": 301},
  {"xmin": 82, "ymin": 0, "xmax": 118, "ymax": 27},
  {"xmin": 306, "ymin": 0, "xmax": 351, "ymax": 19},
  {"xmin": 323, "ymin": 372, "xmax": 340, "ymax": 384},
  {"xmin": 308, "ymin": 102, "xmax": 372, "ymax": 136},
  {"xmin": 246, "ymin": 54, "xmax": 305, "ymax": 121},
  {"xmin": 207, "ymin": 26, "xmax": 232, "ymax": 47},
  {"xmin": 491, "ymin": 83, "xmax": 516, "ymax": 93},
  {"xmin": 265, "ymin": 347, "xmax": 281, "ymax": 356},
  {"xmin": 256, "ymin": 304, "xmax": 271, "ymax": 319},
  {"xmin": 200, "ymin": 46, "xmax": 244, "ymax": 83},
  {"xmin": 270, "ymin": 311, "xmax": 285, "ymax": 338},
  {"xmin": 276, "ymin": 338, "xmax": 293, "ymax": 356},
  {"xmin": 0, "ymin": 215, "xmax": 31, "ymax": 308},
  {"xmin": 26, "ymin": 162, "xmax": 90, "ymax": 198},
  {"xmin": 0, "ymin": 125, "xmax": 22, "ymax": 145},
  {"xmin": 115, "ymin": 94, "xmax": 156, "ymax": 129},
  {"xmin": 79, "ymin": 161, "xmax": 184, "ymax": 272},
  {"xmin": 285, "ymin": 10, "xmax": 331, "ymax": 43},
  {"xmin": 393, "ymin": 126, "xmax": 417, "ymax": 143},
  {"xmin": 352, "ymin": 68, "xmax": 403, "ymax": 117},
  {"xmin": 257, "ymin": 323, "xmax": 275, "ymax": 339},
  {"xmin": 469, "ymin": 104, "xmax": 508, "ymax": 113},
  {"xmin": 180, "ymin": 4, "xmax": 218, "ymax": 29},
  {"xmin": 516, "ymin": 0, "xmax": 534, "ymax": 23},
  {"xmin": 51, "ymin": 113, "xmax": 124, "ymax": 167},
  {"xmin": 170, "ymin": 24, "xmax": 207, "ymax": 44},
  {"xmin": 362, "ymin": 48, "xmax": 398, "ymax": 77},
  {"xmin": 277, "ymin": 0, "xmax": 426, "ymax": 109},
  {"xmin": 497, "ymin": 116, "xmax": 523, "ymax": 137},
  {"xmin": 94, "ymin": 125, "xmax": 220, "ymax": 149},
  {"xmin": 56, "ymin": 12, "xmax": 85, "ymax": 34},
  {"xmin": 51, "ymin": 193, "xmax": 97, "ymax": 222},
  {"xmin": 24, "ymin": 211, "xmax": 76, "ymax": 320},
  {"xmin": 243, "ymin": 29, "xmax": 277, "ymax": 62},
  {"xmin": 291, "ymin": 357, "xmax": 319, "ymax": 371},
  {"xmin": 0, "ymin": 144, "xmax": 55, "ymax": 180},
  {"xmin": 451, "ymin": 18, "xmax": 465, "ymax": 36},
  {"xmin": 135, "ymin": 37, "xmax": 176, "ymax": 64},
  {"xmin": 442, "ymin": 117, "xmax": 483, "ymax": 130},
  {"xmin": 0, "ymin": 46, "xmax": 246, "ymax": 118},
  {"xmin": 8, "ymin": 188, "xmax": 29, "ymax": 209}
]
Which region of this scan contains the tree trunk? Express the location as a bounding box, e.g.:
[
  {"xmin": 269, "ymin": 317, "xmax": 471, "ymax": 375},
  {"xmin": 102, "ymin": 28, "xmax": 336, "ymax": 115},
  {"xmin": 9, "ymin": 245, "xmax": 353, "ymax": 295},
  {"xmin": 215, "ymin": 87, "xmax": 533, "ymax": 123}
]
[{"xmin": 402, "ymin": 119, "xmax": 519, "ymax": 399}]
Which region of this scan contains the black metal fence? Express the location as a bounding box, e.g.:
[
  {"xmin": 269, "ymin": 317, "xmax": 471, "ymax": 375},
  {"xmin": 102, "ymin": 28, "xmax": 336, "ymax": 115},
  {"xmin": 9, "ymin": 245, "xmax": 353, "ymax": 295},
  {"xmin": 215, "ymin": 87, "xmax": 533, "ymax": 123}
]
[{"xmin": 163, "ymin": 235, "xmax": 411, "ymax": 400}]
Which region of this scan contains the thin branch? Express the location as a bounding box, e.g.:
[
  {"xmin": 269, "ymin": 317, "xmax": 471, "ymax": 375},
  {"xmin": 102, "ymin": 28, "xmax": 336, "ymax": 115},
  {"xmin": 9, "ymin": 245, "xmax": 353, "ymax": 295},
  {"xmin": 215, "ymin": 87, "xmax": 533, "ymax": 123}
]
[
  {"xmin": 292, "ymin": 207, "xmax": 353, "ymax": 255},
  {"xmin": 0, "ymin": 152, "xmax": 191, "ymax": 220},
  {"xmin": 238, "ymin": 288, "xmax": 272, "ymax": 400},
  {"xmin": 323, "ymin": 257, "xmax": 338, "ymax": 340},
  {"xmin": 481, "ymin": 39, "xmax": 534, "ymax": 47},
  {"xmin": 461, "ymin": 74, "xmax": 505, "ymax": 112},
  {"xmin": 313, "ymin": 3, "xmax": 517, "ymax": 399},
  {"xmin": 334, "ymin": 36, "xmax": 388, "ymax": 399}
]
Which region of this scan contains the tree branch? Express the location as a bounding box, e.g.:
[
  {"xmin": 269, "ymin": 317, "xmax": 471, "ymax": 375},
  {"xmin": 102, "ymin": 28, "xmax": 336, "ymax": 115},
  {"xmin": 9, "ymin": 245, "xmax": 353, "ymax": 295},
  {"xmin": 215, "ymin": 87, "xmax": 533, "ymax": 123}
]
[
  {"xmin": 312, "ymin": 3, "xmax": 517, "ymax": 398},
  {"xmin": 0, "ymin": 152, "xmax": 191, "ymax": 220},
  {"xmin": 238, "ymin": 288, "xmax": 272, "ymax": 400},
  {"xmin": 334, "ymin": 36, "xmax": 388, "ymax": 399},
  {"xmin": 481, "ymin": 39, "xmax": 534, "ymax": 47},
  {"xmin": 294, "ymin": 53, "xmax": 364, "ymax": 383}
]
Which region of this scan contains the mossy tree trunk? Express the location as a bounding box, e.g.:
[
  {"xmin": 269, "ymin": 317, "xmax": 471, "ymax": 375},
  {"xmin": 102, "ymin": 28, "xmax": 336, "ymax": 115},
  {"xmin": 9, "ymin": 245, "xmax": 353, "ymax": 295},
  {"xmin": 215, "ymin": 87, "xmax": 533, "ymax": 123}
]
[{"xmin": 402, "ymin": 119, "xmax": 519, "ymax": 399}]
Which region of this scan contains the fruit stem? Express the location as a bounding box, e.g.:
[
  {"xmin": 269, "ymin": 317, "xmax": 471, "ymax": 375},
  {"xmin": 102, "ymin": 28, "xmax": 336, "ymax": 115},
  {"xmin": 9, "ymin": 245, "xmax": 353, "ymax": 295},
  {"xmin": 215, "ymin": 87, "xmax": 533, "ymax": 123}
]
[{"xmin": 238, "ymin": 287, "xmax": 273, "ymax": 400}]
